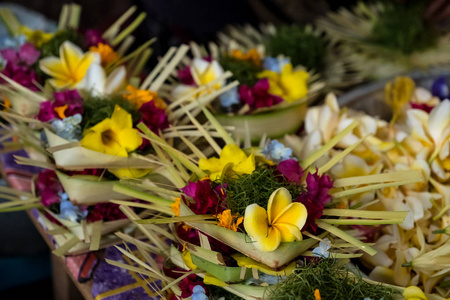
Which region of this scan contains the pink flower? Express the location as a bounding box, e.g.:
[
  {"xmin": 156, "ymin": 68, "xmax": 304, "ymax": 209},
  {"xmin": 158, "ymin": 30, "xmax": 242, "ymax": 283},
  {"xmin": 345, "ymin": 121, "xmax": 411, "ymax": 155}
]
[
  {"xmin": 411, "ymin": 102, "xmax": 434, "ymax": 113},
  {"xmin": 139, "ymin": 100, "xmax": 169, "ymax": 133},
  {"xmin": 86, "ymin": 203, "xmax": 127, "ymax": 222},
  {"xmin": 296, "ymin": 170, "xmax": 333, "ymax": 233},
  {"xmin": 0, "ymin": 62, "xmax": 39, "ymax": 91},
  {"xmin": 277, "ymin": 159, "xmax": 303, "ymax": 184},
  {"xmin": 177, "ymin": 66, "xmax": 195, "ymax": 85},
  {"xmin": 0, "ymin": 43, "xmax": 40, "ymax": 66},
  {"xmin": 181, "ymin": 180, "xmax": 226, "ymax": 215},
  {"xmin": 35, "ymin": 170, "xmax": 63, "ymax": 207},
  {"xmin": 239, "ymin": 78, "xmax": 283, "ymax": 112},
  {"xmin": 36, "ymin": 90, "xmax": 83, "ymax": 122},
  {"xmin": 84, "ymin": 29, "xmax": 108, "ymax": 48}
]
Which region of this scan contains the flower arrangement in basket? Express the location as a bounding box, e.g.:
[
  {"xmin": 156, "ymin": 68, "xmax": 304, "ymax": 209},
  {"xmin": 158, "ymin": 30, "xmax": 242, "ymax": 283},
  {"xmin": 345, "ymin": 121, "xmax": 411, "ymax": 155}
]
[
  {"xmin": 101, "ymin": 103, "xmax": 426, "ymax": 299},
  {"xmin": 282, "ymin": 76, "xmax": 450, "ymax": 299},
  {"xmin": 166, "ymin": 29, "xmax": 326, "ymax": 142},
  {"xmin": 316, "ymin": 1, "xmax": 450, "ymax": 82}
]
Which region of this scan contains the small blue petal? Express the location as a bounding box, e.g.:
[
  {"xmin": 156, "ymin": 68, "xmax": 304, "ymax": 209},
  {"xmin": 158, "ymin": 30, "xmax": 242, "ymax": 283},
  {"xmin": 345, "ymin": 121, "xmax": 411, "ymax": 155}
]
[
  {"xmin": 219, "ymin": 85, "xmax": 239, "ymax": 108},
  {"xmin": 262, "ymin": 139, "xmax": 292, "ymax": 163},
  {"xmin": 263, "ymin": 57, "xmax": 290, "ymax": 73},
  {"xmin": 192, "ymin": 292, "xmax": 209, "ymax": 300},
  {"xmin": 192, "ymin": 285, "xmax": 206, "ymax": 294}
]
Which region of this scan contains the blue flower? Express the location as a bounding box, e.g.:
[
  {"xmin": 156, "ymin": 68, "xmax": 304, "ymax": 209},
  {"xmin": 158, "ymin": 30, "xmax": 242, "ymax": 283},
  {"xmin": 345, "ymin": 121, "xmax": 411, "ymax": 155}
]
[
  {"xmin": 51, "ymin": 114, "xmax": 82, "ymax": 141},
  {"xmin": 218, "ymin": 85, "xmax": 239, "ymax": 108},
  {"xmin": 312, "ymin": 238, "xmax": 331, "ymax": 258},
  {"xmin": 263, "ymin": 56, "xmax": 290, "ymax": 73},
  {"xmin": 191, "ymin": 285, "xmax": 208, "ymax": 300},
  {"xmin": 0, "ymin": 35, "xmax": 26, "ymax": 50},
  {"xmin": 58, "ymin": 192, "xmax": 88, "ymax": 222},
  {"xmin": 261, "ymin": 139, "xmax": 293, "ymax": 163}
]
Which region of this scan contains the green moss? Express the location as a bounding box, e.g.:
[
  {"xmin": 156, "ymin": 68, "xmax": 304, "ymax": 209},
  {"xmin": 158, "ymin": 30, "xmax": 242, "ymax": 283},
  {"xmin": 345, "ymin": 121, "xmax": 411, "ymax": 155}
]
[
  {"xmin": 219, "ymin": 55, "xmax": 263, "ymax": 87},
  {"xmin": 267, "ymin": 258, "xmax": 399, "ymax": 300},
  {"xmin": 372, "ymin": 2, "xmax": 438, "ymax": 55},
  {"xmin": 80, "ymin": 92, "xmax": 141, "ymax": 131},
  {"xmin": 218, "ymin": 166, "xmax": 304, "ymax": 216},
  {"xmin": 265, "ymin": 25, "xmax": 327, "ymax": 73}
]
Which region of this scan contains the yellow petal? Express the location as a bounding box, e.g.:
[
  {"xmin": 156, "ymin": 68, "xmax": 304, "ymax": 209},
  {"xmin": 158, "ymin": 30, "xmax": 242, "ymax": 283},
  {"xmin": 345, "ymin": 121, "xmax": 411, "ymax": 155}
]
[
  {"xmin": 243, "ymin": 203, "xmax": 269, "ymax": 240},
  {"xmin": 108, "ymin": 168, "xmax": 150, "ymax": 179},
  {"xmin": 199, "ymin": 157, "xmax": 222, "ymax": 173},
  {"xmin": 257, "ymin": 70, "xmax": 279, "ymax": 81},
  {"xmin": 253, "ymin": 226, "xmax": 281, "ymax": 252},
  {"xmin": 48, "ymin": 78, "xmax": 70, "ymax": 89},
  {"xmin": 80, "ymin": 131, "xmax": 105, "ymax": 153},
  {"xmin": 403, "ymin": 286, "xmax": 427, "ymax": 300},
  {"xmin": 267, "ymin": 187, "xmax": 292, "ymax": 224},
  {"xmin": 273, "ymin": 202, "xmax": 308, "ymax": 232},
  {"xmin": 181, "ymin": 251, "xmax": 197, "ymax": 270},
  {"xmin": 234, "ymin": 153, "xmax": 255, "ymax": 175},
  {"xmin": 281, "ymin": 63, "xmax": 293, "ymax": 75},
  {"xmin": 203, "ymin": 273, "xmax": 227, "ymax": 287},
  {"xmin": 219, "ymin": 144, "xmax": 248, "ymax": 166},
  {"xmin": 111, "ymin": 105, "xmax": 133, "ymax": 129},
  {"xmin": 60, "ymin": 41, "xmax": 84, "ymax": 74},
  {"xmin": 273, "ymin": 222, "xmax": 303, "ymax": 242},
  {"xmin": 74, "ymin": 52, "xmax": 99, "ymax": 81},
  {"xmin": 232, "ymin": 253, "xmax": 296, "ymax": 276},
  {"xmin": 39, "ymin": 57, "xmax": 67, "ymax": 79},
  {"xmin": 116, "ymin": 128, "xmax": 143, "ymax": 152}
]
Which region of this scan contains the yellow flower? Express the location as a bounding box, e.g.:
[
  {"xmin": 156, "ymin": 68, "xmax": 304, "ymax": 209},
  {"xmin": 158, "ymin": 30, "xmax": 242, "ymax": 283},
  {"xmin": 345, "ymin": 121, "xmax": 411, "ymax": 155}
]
[
  {"xmin": 198, "ymin": 144, "xmax": 255, "ymax": 180},
  {"xmin": 171, "ymin": 197, "xmax": 181, "ymax": 217},
  {"xmin": 215, "ymin": 209, "xmax": 243, "ymax": 232},
  {"xmin": 123, "ymin": 85, "xmax": 167, "ymax": 109},
  {"xmin": 80, "ymin": 105, "xmax": 142, "ymax": 157},
  {"xmin": 39, "ymin": 41, "xmax": 100, "ymax": 89},
  {"xmin": 19, "ymin": 26, "xmax": 53, "ymax": 48},
  {"xmin": 89, "ymin": 43, "xmax": 118, "ymax": 67},
  {"xmin": 243, "ymin": 188, "xmax": 308, "ymax": 252},
  {"xmin": 257, "ymin": 63, "xmax": 309, "ymax": 102},
  {"xmin": 230, "ymin": 48, "xmax": 261, "ymax": 66},
  {"xmin": 403, "ymin": 286, "xmax": 427, "ymax": 300}
]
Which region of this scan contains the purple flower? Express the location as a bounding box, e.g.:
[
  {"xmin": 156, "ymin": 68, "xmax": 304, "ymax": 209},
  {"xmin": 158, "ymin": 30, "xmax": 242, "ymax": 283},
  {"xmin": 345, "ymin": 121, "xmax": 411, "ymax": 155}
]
[
  {"xmin": 239, "ymin": 78, "xmax": 283, "ymax": 112},
  {"xmin": 277, "ymin": 159, "xmax": 303, "ymax": 184},
  {"xmin": 35, "ymin": 170, "xmax": 63, "ymax": 207},
  {"xmin": 0, "ymin": 62, "xmax": 39, "ymax": 90},
  {"xmin": 36, "ymin": 90, "xmax": 83, "ymax": 122},
  {"xmin": 84, "ymin": 29, "xmax": 108, "ymax": 48},
  {"xmin": 431, "ymin": 76, "xmax": 449, "ymax": 100},
  {"xmin": 177, "ymin": 66, "xmax": 195, "ymax": 85},
  {"xmin": 0, "ymin": 43, "xmax": 40, "ymax": 67}
]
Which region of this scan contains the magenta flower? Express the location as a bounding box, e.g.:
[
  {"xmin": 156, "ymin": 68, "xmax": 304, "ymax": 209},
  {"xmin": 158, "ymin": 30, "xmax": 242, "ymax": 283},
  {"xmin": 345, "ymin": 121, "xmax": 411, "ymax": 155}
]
[
  {"xmin": 139, "ymin": 100, "xmax": 169, "ymax": 133},
  {"xmin": 239, "ymin": 78, "xmax": 283, "ymax": 112},
  {"xmin": 36, "ymin": 90, "xmax": 83, "ymax": 122},
  {"xmin": 35, "ymin": 170, "xmax": 63, "ymax": 207},
  {"xmin": 411, "ymin": 102, "xmax": 434, "ymax": 113},
  {"xmin": 181, "ymin": 179, "xmax": 226, "ymax": 215},
  {"xmin": 177, "ymin": 66, "xmax": 195, "ymax": 85},
  {"xmin": 84, "ymin": 29, "xmax": 108, "ymax": 48},
  {"xmin": 0, "ymin": 43, "xmax": 40, "ymax": 67},
  {"xmin": 296, "ymin": 170, "xmax": 333, "ymax": 233},
  {"xmin": 277, "ymin": 159, "xmax": 303, "ymax": 184},
  {"xmin": 0, "ymin": 62, "xmax": 39, "ymax": 91},
  {"xmin": 86, "ymin": 203, "xmax": 127, "ymax": 222}
]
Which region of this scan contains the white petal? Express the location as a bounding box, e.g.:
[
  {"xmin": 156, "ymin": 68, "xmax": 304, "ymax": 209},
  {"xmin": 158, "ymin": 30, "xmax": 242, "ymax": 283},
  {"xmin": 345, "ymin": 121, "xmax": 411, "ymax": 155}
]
[
  {"xmin": 105, "ymin": 66, "xmax": 127, "ymax": 94},
  {"xmin": 82, "ymin": 63, "xmax": 106, "ymax": 95},
  {"xmin": 428, "ymin": 99, "xmax": 450, "ymax": 145}
]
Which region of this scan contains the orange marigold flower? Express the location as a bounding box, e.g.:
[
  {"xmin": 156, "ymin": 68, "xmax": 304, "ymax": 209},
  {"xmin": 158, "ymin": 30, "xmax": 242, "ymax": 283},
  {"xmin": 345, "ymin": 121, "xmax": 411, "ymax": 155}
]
[
  {"xmin": 314, "ymin": 289, "xmax": 321, "ymax": 300},
  {"xmin": 89, "ymin": 43, "xmax": 118, "ymax": 67},
  {"xmin": 3, "ymin": 96, "xmax": 11, "ymax": 111},
  {"xmin": 215, "ymin": 209, "xmax": 244, "ymax": 232},
  {"xmin": 171, "ymin": 197, "xmax": 181, "ymax": 217},
  {"xmin": 123, "ymin": 85, "xmax": 167, "ymax": 109},
  {"xmin": 54, "ymin": 104, "xmax": 68, "ymax": 119},
  {"xmin": 230, "ymin": 48, "xmax": 261, "ymax": 66}
]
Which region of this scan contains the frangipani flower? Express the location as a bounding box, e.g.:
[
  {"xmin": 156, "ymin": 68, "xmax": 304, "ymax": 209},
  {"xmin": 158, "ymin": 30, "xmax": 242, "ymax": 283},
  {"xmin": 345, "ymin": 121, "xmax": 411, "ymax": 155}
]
[
  {"xmin": 80, "ymin": 105, "xmax": 142, "ymax": 157},
  {"xmin": 172, "ymin": 58, "xmax": 224, "ymax": 99},
  {"xmin": 198, "ymin": 144, "xmax": 255, "ymax": 180},
  {"xmin": 243, "ymin": 187, "xmax": 307, "ymax": 252},
  {"xmin": 257, "ymin": 63, "xmax": 309, "ymax": 103},
  {"xmin": 39, "ymin": 41, "xmax": 101, "ymax": 89}
]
